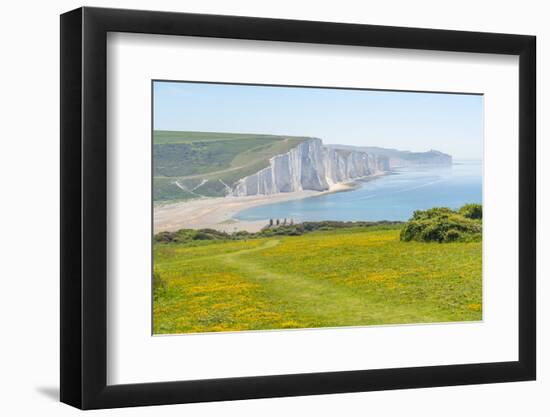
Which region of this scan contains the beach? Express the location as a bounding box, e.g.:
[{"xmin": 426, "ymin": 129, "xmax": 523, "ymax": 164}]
[
  {"xmin": 154, "ymin": 190, "xmax": 316, "ymax": 233},
  {"xmin": 154, "ymin": 183, "xmax": 356, "ymax": 234}
]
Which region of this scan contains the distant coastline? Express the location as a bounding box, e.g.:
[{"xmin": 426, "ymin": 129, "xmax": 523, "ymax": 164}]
[
  {"xmin": 153, "ymin": 130, "xmax": 451, "ymax": 203},
  {"xmin": 152, "ymin": 130, "xmax": 458, "ymax": 233}
]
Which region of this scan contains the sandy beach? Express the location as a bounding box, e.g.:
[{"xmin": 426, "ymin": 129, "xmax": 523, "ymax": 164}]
[
  {"xmin": 154, "ymin": 183, "xmax": 356, "ymax": 234},
  {"xmin": 154, "ymin": 190, "xmax": 316, "ymax": 233}
]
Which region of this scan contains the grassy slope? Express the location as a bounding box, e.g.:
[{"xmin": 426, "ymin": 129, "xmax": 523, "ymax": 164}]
[
  {"xmin": 153, "ymin": 130, "xmax": 310, "ymax": 202},
  {"xmin": 153, "ymin": 225, "xmax": 482, "ymax": 334},
  {"xmin": 154, "ymin": 130, "xmax": 285, "ymax": 144}
]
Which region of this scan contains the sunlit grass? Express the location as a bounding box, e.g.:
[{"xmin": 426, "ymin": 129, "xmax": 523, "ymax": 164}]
[{"xmin": 153, "ymin": 225, "xmax": 482, "ymax": 334}]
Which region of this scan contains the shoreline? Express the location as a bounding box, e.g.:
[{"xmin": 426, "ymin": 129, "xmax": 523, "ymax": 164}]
[
  {"xmin": 153, "ymin": 177, "xmax": 375, "ymax": 234},
  {"xmin": 154, "ymin": 189, "xmax": 319, "ymax": 234}
]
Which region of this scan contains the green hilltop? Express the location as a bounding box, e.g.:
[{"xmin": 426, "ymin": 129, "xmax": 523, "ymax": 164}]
[
  {"xmin": 153, "ymin": 222, "xmax": 482, "ymax": 334},
  {"xmin": 153, "ymin": 130, "xmax": 310, "ymax": 202}
]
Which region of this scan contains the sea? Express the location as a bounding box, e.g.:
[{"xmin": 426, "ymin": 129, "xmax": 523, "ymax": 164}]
[{"xmin": 234, "ymin": 160, "xmax": 482, "ymax": 223}]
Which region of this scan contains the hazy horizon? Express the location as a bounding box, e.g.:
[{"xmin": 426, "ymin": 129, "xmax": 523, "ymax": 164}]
[{"xmin": 154, "ymin": 81, "xmax": 483, "ymax": 159}]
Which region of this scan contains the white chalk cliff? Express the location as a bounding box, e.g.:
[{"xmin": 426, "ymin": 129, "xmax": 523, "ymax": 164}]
[{"xmin": 231, "ymin": 138, "xmax": 390, "ymax": 196}]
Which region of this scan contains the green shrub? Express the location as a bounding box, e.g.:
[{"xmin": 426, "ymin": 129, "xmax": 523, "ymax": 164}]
[
  {"xmin": 459, "ymin": 203, "xmax": 482, "ymax": 219},
  {"xmin": 444, "ymin": 229, "xmax": 462, "ymax": 242},
  {"xmin": 154, "ymin": 228, "xmax": 232, "ymax": 243},
  {"xmin": 154, "ymin": 221, "xmax": 404, "ymax": 244},
  {"xmin": 154, "ymin": 229, "xmax": 194, "ymax": 243},
  {"xmin": 195, "ymin": 229, "xmax": 231, "ymax": 240},
  {"xmin": 400, "ymin": 205, "xmax": 482, "ymax": 243}
]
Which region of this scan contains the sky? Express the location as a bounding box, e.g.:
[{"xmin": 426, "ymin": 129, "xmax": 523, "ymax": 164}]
[{"xmin": 153, "ymin": 81, "xmax": 483, "ymax": 159}]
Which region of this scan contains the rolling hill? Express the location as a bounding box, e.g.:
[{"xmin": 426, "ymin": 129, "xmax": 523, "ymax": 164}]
[
  {"xmin": 153, "ymin": 131, "xmax": 311, "ymax": 202},
  {"xmin": 153, "ymin": 224, "xmax": 482, "ymax": 334}
]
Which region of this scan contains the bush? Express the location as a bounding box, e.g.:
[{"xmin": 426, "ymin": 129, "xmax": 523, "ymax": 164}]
[
  {"xmin": 153, "ymin": 221, "xmax": 405, "ymax": 245},
  {"xmin": 444, "ymin": 229, "xmax": 462, "ymax": 242},
  {"xmin": 154, "ymin": 231, "xmax": 176, "ymax": 243},
  {"xmin": 192, "ymin": 228, "xmax": 231, "ymax": 240},
  {"xmin": 154, "ymin": 228, "xmax": 232, "ymax": 243},
  {"xmin": 459, "ymin": 203, "xmax": 482, "ymax": 219},
  {"xmin": 153, "ymin": 229, "xmax": 195, "ymax": 243},
  {"xmin": 400, "ymin": 205, "xmax": 482, "ymax": 243}
]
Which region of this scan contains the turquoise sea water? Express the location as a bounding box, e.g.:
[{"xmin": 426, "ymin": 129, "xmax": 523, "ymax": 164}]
[{"xmin": 235, "ymin": 160, "xmax": 482, "ymax": 223}]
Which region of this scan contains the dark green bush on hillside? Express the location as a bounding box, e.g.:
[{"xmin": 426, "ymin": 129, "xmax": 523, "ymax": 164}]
[
  {"xmin": 459, "ymin": 203, "xmax": 482, "ymax": 219},
  {"xmin": 154, "ymin": 221, "xmax": 404, "ymax": 244},
  {"xmin": 400, "ymin": 204, "xmax": 482, "ymax": 243},
  {"xmin": 154, "ymin": 228, "xmax": 231, "ymax": 243}
]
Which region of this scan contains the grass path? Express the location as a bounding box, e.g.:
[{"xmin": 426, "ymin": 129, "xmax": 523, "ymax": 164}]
[
  {"xmin": 153, "ymin": 227, "xmax": 482, "ymax": 333},
  {"xmin": 217, "ymin": 239, "xmax": 431, "ymax": 327}
]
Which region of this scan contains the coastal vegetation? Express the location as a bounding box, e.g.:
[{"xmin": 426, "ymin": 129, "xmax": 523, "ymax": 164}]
[
  {"xmin": 153, "ymin": 208, "xmax": 482, "ymax": 334},
  {"xmin": 459, "ymin": 203, "xmax": 483, "ymax": 220},
  {"xmin": 400, "ymin": 204, "xmax": 482, "ymax": 243},
  {"xmin": 154, "ymin": 220, "xmax": 403, "ymax": 244}
]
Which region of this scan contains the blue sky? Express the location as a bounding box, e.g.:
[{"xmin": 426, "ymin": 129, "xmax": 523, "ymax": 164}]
[{"xmin": 153, "ymin": 81, "xmax": 483, "ymax": 159}]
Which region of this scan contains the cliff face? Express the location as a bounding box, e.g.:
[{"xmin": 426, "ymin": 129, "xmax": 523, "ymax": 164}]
[{"xmin": 232, "ymin": 138, "xmax": 389, "ymax": 196}]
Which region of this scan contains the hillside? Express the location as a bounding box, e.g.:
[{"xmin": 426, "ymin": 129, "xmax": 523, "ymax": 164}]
[
  {"xmin": 153, "ymin": 131, "xmax": 311, "ymax": 202},
  {"xmin": 153, "ymin": 224, "xmax": 482, "ymax": 334}
]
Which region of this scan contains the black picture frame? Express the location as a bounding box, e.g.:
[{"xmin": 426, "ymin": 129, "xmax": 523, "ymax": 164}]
[{"xmin": 60, "ymin": 6, "xmax": 536, "ymax": 410}]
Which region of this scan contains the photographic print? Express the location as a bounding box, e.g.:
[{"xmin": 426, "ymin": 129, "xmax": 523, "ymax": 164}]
[{"xmin": 152, "ymin": 81, "xmax": 483, "ymax": 335}]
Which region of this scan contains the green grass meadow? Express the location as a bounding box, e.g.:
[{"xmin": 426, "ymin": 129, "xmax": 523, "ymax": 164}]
[{"xmin": 153, "ymin": 225, "xmax": 482, "ymax": 334}]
